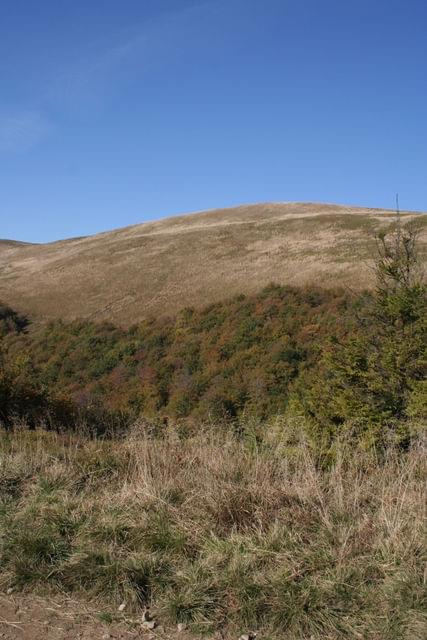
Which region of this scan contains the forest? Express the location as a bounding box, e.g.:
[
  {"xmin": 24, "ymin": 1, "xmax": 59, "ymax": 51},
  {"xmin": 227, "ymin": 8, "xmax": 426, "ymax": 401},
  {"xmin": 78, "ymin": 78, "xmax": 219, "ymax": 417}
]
[{"xmin": 1, "ymin": 223, "xmax": 425, "ymax": 453}]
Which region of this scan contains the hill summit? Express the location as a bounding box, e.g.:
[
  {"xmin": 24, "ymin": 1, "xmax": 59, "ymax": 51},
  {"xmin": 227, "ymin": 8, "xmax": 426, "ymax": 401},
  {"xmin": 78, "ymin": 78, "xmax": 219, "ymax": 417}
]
[{"xmin": 1, "ymin": 202, "xmax": 425, "ymax": 325}]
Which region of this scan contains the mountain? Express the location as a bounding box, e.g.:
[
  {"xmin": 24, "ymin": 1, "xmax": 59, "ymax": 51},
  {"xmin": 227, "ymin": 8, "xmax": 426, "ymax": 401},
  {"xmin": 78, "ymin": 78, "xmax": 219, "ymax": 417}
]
[{"xmin": 1, "ymin": 202, "xmax": 425, "ymax": 325}]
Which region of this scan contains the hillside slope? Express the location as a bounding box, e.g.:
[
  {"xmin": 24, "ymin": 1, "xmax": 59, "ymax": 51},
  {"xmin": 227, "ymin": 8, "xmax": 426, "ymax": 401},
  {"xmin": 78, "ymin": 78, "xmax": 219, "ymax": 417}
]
[{"xmin": 1, "ymin": 202, "xmax": 425, "ymax": 325}]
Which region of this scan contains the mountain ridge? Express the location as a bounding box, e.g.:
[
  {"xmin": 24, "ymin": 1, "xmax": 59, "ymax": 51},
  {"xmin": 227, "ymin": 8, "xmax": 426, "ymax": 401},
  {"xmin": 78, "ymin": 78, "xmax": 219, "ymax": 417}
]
[
  {"xmin": 1, "ymin": 201, "xmax": 425, "ymax": 325},
  {"xmin": 2, "ymin": 201, "xmax": 424, "ymax": 245}
]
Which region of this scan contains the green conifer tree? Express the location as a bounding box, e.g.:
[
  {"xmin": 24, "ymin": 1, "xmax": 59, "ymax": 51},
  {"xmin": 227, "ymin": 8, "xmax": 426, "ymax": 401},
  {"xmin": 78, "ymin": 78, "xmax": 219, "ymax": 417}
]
[{"xmin": 298, "ymin": 214, "xmax": 426, "ymax": 448}]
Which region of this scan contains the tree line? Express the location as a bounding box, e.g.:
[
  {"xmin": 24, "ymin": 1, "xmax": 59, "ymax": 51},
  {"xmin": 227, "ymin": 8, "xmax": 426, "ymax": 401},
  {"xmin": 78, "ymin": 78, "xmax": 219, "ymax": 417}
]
[{"xmin": 1, "ymin": 221, "xmax": 425, "ymax": 450}]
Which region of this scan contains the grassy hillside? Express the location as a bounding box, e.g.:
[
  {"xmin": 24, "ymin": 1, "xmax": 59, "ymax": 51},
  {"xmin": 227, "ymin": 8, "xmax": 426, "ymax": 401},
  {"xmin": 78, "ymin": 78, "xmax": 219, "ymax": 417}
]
[{"xmin": 1, "ymin": 202, "xmax": 425, "ymax": 325}]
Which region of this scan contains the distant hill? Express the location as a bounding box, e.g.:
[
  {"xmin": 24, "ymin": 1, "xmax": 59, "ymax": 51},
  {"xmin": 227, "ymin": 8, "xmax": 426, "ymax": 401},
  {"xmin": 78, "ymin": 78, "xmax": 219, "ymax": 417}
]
[{"xmin": 0, "ymin": 202, "xmax": 425, "ymax": 325}]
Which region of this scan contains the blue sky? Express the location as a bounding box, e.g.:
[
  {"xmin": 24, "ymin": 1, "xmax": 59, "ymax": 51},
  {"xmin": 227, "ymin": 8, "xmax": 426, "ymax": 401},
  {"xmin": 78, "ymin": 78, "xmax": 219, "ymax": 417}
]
[{"xmin": 1, "ymin": 0, "xmax": 426, "ymax": 242}]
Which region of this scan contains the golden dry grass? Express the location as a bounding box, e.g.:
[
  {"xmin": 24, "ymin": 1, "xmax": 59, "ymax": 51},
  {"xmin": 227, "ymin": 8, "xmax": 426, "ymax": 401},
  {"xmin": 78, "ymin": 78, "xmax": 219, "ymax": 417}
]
[
  {"xmin": 1, "ymin": 202, "xmax": 426, "ymax": 325},
  {"xmin": 1, "ymin": 423, "xmax": 426, "ymax": 639}
]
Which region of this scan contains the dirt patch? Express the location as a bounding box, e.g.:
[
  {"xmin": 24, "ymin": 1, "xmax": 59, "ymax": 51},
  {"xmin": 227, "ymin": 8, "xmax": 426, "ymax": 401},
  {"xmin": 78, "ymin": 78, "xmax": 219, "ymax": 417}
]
[{"xmin": 0, "ymin": 594, "xmax": 198, "ymax": 640}]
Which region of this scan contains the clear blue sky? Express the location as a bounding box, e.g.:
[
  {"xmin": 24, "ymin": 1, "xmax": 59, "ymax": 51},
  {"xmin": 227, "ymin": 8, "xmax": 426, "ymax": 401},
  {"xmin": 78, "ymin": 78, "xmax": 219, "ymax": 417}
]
[{"xmin": 1, "ymin": 0, "xmax": 426, "ymax": 242}]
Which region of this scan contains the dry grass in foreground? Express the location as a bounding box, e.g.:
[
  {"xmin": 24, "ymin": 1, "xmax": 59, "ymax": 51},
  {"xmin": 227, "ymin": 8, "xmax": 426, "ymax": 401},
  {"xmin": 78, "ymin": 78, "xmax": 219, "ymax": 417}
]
[{"xmin": 0, "ymin": 423, "xmax": 426, "ymax": 639}]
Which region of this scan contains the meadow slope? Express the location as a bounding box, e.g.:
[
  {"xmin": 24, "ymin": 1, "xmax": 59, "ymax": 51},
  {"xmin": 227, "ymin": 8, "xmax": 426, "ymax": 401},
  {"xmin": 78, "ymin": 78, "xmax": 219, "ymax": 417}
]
[{"xmin": 1, "ymin": 202, "xmax": 425, "ymax": 325}]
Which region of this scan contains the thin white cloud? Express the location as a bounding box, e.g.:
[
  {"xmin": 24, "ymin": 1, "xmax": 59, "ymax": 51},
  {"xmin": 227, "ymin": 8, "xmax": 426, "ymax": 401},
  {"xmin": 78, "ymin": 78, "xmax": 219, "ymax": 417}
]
[
  {"xmin": 0, "ymin": 1, "xmax": 229, "ymax": 151},
  {"xmin": 0, "ymin": 5, "xmax": 202, "ymax": 152},
  {"xmin": 0, "ymin": 110, "xmax": 52, "ymax": 152},
  {"xmin": 47, "ymin": 1, "xmax": 220, "ymax": 110},
  {"xmin": 53, "ymin": 34, "xmax": 145, "ymax": 107}
]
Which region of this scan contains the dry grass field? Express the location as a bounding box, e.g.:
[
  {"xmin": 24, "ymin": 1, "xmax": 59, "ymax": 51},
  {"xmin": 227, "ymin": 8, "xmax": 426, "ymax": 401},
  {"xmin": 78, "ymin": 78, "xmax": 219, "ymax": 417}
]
[
  {"xmin": 0, "ymin": 424, "xmax": 426, "ymax": 639},
  {"xmin": 1, "ymin": 202, "xmax": 425, "ymax": 325}
]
